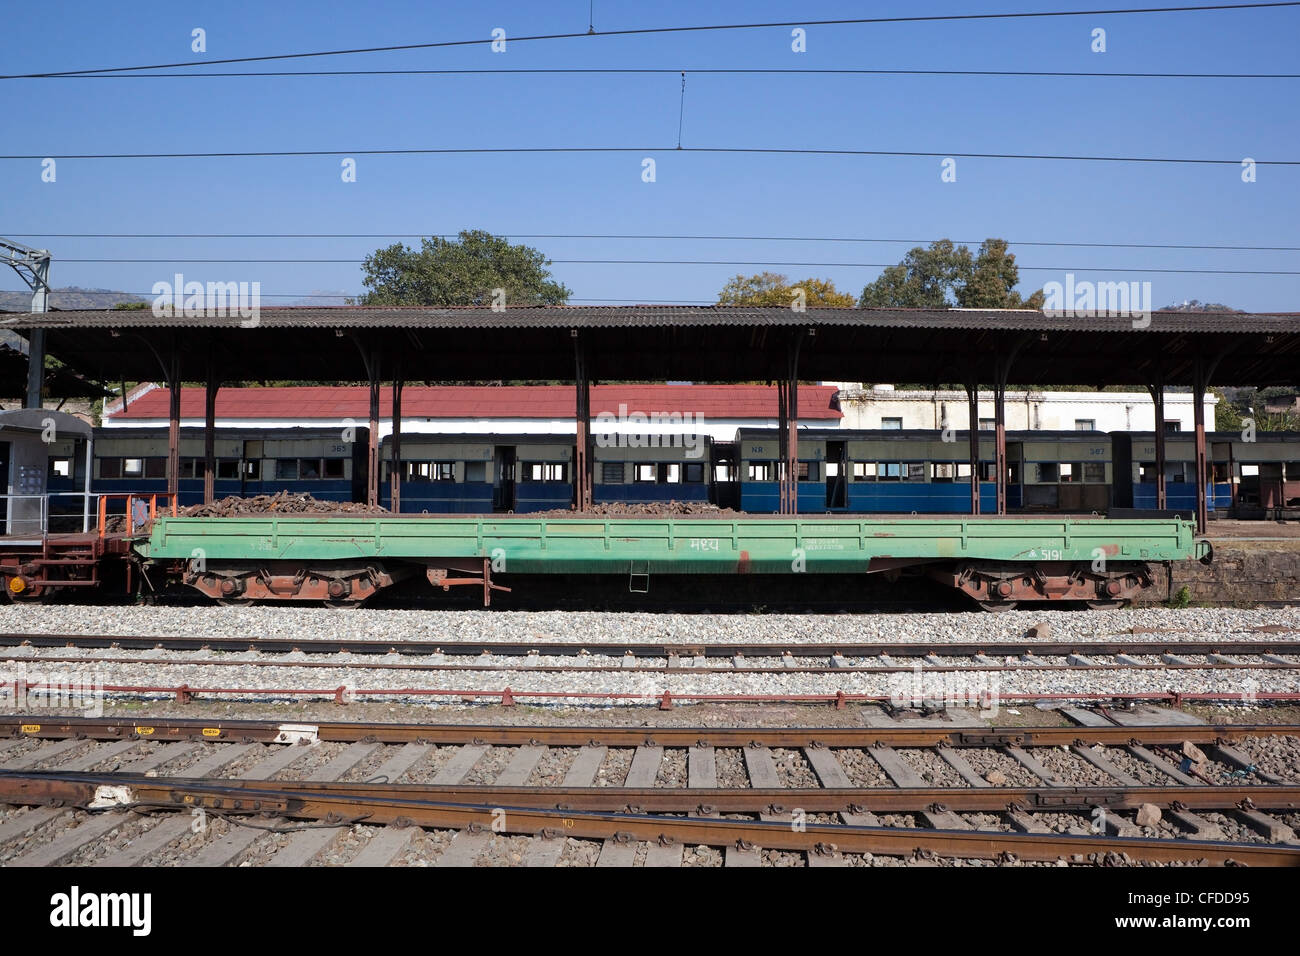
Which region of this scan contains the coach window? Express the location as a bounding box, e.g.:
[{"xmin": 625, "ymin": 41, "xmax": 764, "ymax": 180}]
[
  {"xmin": 660, "ymin": 463, "xmax": 681, "ymax": 483},
  {"xmin": 145, "ymin": 457, "xmax": 167, "ymax": 479},
  {"xmin": 797, "ymin": 461, "xmax": 814, "ymax": 481},
  {"xmin": 99, "ymin": 458, "xmax": 122, "ymax": 479},
  {"xmin": 956, "ymin": 463, "xmax": 972, "ymax": 479},
  {"xmin": 903, "ymin": 463, "xmax": 926, "ymax": 482},
  {"xmin": 276, "ymin": 459, "xmax": 298, "ymax": 480},
  {"xmin": 1058, "ymin": 463, "xmax": 1076, "ymax": 483},
  {"xmin": 49, "ymin": 458, "xmax": 72, "ymax": 478},
  {"xmin": 526, "ymin": 462, "xmax": 567, "ymax": 482},
  {"xmin": 747, "ymin": 461, "xmax": 774, "ymax": 481},
  {"xmin": 434, "ymin": 462, "xmax": 455, "ymax": 482},
  {"xmin": 180, "ymin": 459, "xmax": 196, "ymax": 479},
  {"xmin": 879, "ymin": 462, "xmax": 902, "ymax": 481},
  {"xmin": 1037, "ymin": 462, "xmax": 1060, "ymax": 483},
  {"xmin": 123, "ymin": 458, "xmax": 144, "ymax": 477},
  {"xmin": 1084, "ymin": 462, "xmax": 1106, "ymax": 483},
  {"xmin": 852, "ymin": 462, "xmax": 876, "ymax": 481},
  {"xmin": 300, "ymin": 459, "xmax": 321, "ymax": 479},
  {"xmin": 932, "ymin": 463, "xmax": 955, "ymax": 482},
  {"xmin": 601, "ymin": 462, "xmax": 625, "ymax": 483},
  {"xmin": 634, "ymin": 463, "xmax": 657, "ymax": 483},
  {"xmin": 215, "ymin": 460, "xmax": 238, "ymax": 480},
  {"xmin": 323, "ymin": 458, "xmax": 345, "ymax": 479},
  {"xmin": 241, "ymin": 459, "xmax": 260, "ymax": 479},
  {"xmin": 683, "ymin": 462, "xmax": 704, "ymax": 483},
  {"xmin": 464, "ymin": 461, "xmax": 487, "ymax": 482}
]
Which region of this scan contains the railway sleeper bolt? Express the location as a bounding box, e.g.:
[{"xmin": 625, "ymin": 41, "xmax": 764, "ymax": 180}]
[
  {"xmin": 613, "ymin": 831, "xmax": 634, "ymax": 845},
  {"xmin": 813, "ymin": 842, "xmax": 838, "ymax": 857}
]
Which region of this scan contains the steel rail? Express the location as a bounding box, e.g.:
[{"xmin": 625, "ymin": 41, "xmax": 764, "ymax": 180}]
[
  {"xmin": 8, "ymin": 770, "xmax": 1297, "ymax": 813},
  {"xmin": 3, "ymin": 631, "xmax": 1296, "ymax": 659},
  {"xmin": 3, "ymin": 716, "xmax": 1297, "ymax": 747},
  {"xmin": 2, "ymin": 772, "xmax": 1294, "ymax": 866},
  {"xmin": 5, "ymin": 651, "xmax": 1296, "ymax": 677}
]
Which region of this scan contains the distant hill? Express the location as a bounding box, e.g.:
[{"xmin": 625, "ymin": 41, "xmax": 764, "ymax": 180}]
[{"xmin": 0, "ymin": 286, "xmax": 147, "ymax": 312}]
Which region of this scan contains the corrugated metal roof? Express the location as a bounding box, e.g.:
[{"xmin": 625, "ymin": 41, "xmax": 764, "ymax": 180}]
[
  {"xmin": 108, "ymin": 384, "xmax": 843, "ymax": 421},
  {"xmin": 6, "ymin": 305, "xmax": 1298, "ymax": 333}
]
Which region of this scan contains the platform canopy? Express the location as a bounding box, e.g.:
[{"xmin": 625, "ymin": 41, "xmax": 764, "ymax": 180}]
[{"xmin": 3, "ymin": 306, "xmax": 1298, "ymax": 388}]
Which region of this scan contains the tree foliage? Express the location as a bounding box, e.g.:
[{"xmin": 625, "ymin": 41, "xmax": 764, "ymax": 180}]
[
  {"xmin": 858, "ymin": 239, "xmax": 1043, "ymax": 309},
  {"xmin": 716, "ymin": 272, "xmax": 856, "ymax": 307},
  {"xmin": 354, "ymin": 230, "xmax": 571, "ymax": 306}
]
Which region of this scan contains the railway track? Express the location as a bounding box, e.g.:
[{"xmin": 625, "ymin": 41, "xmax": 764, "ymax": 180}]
[
  {"xmin": 3, "ymin": 632, "xmax": 1298, "ymax": 676},
  {"xmin": 3, "ymin": 714, "xmax": 1299, "ymax": 867}
]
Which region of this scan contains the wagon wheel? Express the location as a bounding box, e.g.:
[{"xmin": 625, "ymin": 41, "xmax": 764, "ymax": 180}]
[
  {"xmin": 216, "ymin": 597, "xmax": 254, "ymax": 607},
  {"xmin": 323, "ymin": 599, "xmax": 362, "ymax": 609},
  {"xmin": 1085, "ymin": 599, "xmax": 1129, "ymax": 610},
  {"xmin": 977, "ymin": 600, "xmax": 1019, "ymax": 612}
]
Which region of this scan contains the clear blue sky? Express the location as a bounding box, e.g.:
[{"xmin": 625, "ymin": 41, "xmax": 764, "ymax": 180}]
[{"xmin": 2, "ymin": 0, "xmax": 1297, "ymax": 309}]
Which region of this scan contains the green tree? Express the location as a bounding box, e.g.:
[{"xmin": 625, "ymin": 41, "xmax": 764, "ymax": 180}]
[
  {"xmin": 859, "ymin": 238, "xmax": 1042, "ymax": 309},
  {"xmin": 354, "ymin": 230, "xmax": 571, "ymax": 306},
  {"xmin": 717, "ymin": 272, "xmax": 856, "ymax": 307}
]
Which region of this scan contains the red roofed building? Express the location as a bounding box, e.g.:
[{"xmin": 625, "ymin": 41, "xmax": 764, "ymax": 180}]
[{"xmin": 104, "ymin": 384, "xmax": 842, "ymax": 440}]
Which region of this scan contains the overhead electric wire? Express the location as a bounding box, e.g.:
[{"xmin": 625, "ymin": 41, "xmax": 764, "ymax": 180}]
[
  {"xmin": 8, "ymin": 233, "xmax": 1300, "ymax": 251},
  {"xmin": 3, "ymin": 2, "xmax": 1294, "ymax": 79},
  {"xmin": 45, "ymin": 258, "xmax": 1300, "ymax": 275},
  {"xmin": 22, "ymin": 67, "xmax": 1298, "ymax": 79},
  {"xmin": 2, "ymin": 146, "xmax": 1295, "ymax": 165}
]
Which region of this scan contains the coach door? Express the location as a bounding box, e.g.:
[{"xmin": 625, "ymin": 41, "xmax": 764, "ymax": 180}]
[
  {"xmin": 0, "ymin": 441, "xmax": 9, "ymax": 534},
  {"xmin": 494, "ymin": 446, "xmax": 516, "ymax": 512},
  {"xmin": 826, "ymin": 440, "xmax": 847, "ymax": 509}
]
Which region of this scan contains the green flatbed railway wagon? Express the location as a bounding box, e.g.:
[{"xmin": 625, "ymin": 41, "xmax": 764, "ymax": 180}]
[{"xmin": 136, "ymin": 514, "xmax": 1210, "ymax": 610}]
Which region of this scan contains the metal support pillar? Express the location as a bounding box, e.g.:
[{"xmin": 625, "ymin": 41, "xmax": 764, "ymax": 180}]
[
  {"xmin": 786, "ymin": 359, "xmax": 799, "ymax": 517},
  {"xmin": 776, "ymin": 379, "xmax": 788, "ymax": 514},
  {"xmin": 573, "ymin": 335, "xmax": 592, "ymax": 511},
  {"xmin": 24, "ymin": 329, "xmax": 45, "ymax": 410},
  {"xmin": 2, "ymin": 239, "xmax": 52, "ymax": 409},
  {"xmin": 993, "ymin": 382, "xmax": 1008, "ymax": 515},
  {"xmin": 364, "ymin": 350, "xmax": 381, "ymax": 509},
  {"xmin": 964, "ymin": 383, "xmax": 980, "ymax": 515},
  {"xmin": 1148, "ymin": 380, "xmax": 1167, "ymax": 510},
  {"xmin": 203, "ymin": 363, "xmax": 219, "ymax": 504},
  {"xmin": 390, "ymin": 371, "xmax": 404, "ymax": 513},
  {"xmin": 1193, "ymin": 371, "xmax": 1209, "ymax": 534},
  {"xmin": 166, "ymin": 350, "xmax": 181, "ymax": 499}
]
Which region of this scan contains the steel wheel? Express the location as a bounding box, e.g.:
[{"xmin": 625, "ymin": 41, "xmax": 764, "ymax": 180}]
[
  {"xmin": 1085, "ymin": 599, "xmax": 1128, "ymax": 610},
  {"xmin": 324, "ymin": 599, "xmax": 362, "ymax": 609}
]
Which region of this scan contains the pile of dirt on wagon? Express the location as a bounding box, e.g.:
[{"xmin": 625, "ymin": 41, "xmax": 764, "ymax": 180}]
[
  {"xmin": 177, "ymin": 492, "xmax": 390, "ymax": 518},
  {"xmin": 534, "ymin": 500, "xmax": 738, "ymax": 518}
]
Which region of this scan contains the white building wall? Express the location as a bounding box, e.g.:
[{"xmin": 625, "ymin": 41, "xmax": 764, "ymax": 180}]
[{"xmin": 837, "ymin": 388, "xmax": 1217, "ymax": 432}]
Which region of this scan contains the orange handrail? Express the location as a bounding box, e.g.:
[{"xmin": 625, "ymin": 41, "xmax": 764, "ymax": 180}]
[{"xmin": 97, "ymin": 493, "xmax": 179, "ymax": 538}]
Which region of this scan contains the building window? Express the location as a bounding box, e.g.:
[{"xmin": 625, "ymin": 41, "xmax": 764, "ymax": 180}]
[
  {"xmin": 978, "ymin": 418, "xmax": 995, "ymax": 431},
  {"xmin": 1164, "ymin": 422, "xmax": 1182, "ymax": 433},
  {"xmin": 881, "ymin": 417, "xmax": 903, "ymax": 430},
  {"xmin": 601, "ymin": 462, "xmax": 625, "ymax": 484},
  {"xmin": 1075, "ymin": 419, "xmax": 1096, "ymax": 431}
]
